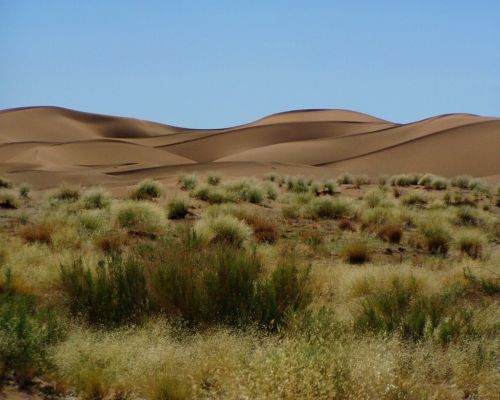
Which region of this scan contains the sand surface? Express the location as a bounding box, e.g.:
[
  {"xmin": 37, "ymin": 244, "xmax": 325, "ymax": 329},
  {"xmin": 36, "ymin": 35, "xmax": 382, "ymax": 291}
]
[{"xmin": 0, "ymin": 106, "xmax": 498, "ymax": 188}]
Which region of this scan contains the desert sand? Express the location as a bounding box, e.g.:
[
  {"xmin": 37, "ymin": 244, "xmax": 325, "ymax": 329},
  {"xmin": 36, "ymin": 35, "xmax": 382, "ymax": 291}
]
[{"xmin": 0, "ymin": 106, "xmax": 499, "ymax": 188}]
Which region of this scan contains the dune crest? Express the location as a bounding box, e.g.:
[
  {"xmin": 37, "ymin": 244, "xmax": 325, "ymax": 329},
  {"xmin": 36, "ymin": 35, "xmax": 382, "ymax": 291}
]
[{"xmin": 0, "ymin": 106, "xmax": 498, "ymax": 188}]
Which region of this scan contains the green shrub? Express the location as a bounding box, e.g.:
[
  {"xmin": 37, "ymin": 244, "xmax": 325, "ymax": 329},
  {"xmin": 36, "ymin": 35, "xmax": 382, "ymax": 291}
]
[
  {"xmin": 285, "ymin": 176, "xmax": 310, "ymax": 193},
  {"xmin": 336, "ymin": 173, "xmax": 353, "ymax": 185},
  {"xmin": 82, "ymin": 188, "xmax": 111, "ymax": 209},
  {"xmin": 307, "ymin": 197, "xmax": 352, "ymax": 219},
  {"xmin": 463, "ymin": 267, "xmax": 500, "ymax": 296},
  {"xmin": 362, "ymin": 207, "xmax": 395, "ymax": 226},
  {"xmin": 131, "ymin": 179, "xmax": 163, "ymax": 200},
  {"xmin": 167, "ymin": 198, "xmax": 190, "ymax": 220},
  {"xmin": 401, "ymin": 191, "xmax": 428, "ymax": 208},
  {"xmin": 263, "ymin": 173, "xmax": 277, "ymax": 182},
  {"xmin": 457, "ymin": 231, "xmax": 485, "ymax": 259},
  {"xmin": 0, "ymin": 272, "xmax": 65, "ymax": 382},
  {"xmin": 0, "ymin": 190, "xmax": 19, "ymax": 209},
  {"xmin": 419, "ymin": 174, "xmax": 449, "ymax": 190},
  {"xmin": 310, "ymin": 180, "xmax": 335, "ymax": 196},
  {"xmin": 206, "ymin": 171, "xmax": 222, "ymax": 186},
  {"xmin": 51, "ymin": 184, "xmax": 81, "ymax": 202},
  {"xmin": 390, "ymin": 174, "xmax": 419, "ymax": 186},
  {"xmin": 78, "ymin": 210, "xmax": 107, "ymax": 232},
  {"xmin": 282, "ymin": 203, "xmax": 301, "ymax": 219},
  {"xmin": 377, "ymin": 175, "xmax": 388, "ymax": 186},
  {"xmin": 341, "ymin": 239, "xmax": 371, "ymax": 264},
  {"xmin": 19, "ymin": 184, "xmax": 30, "ymax": 198},
  {"xmin": 0, "ymin": 176, "xmax": 12, "ymax": 188},
  {"xmin": 226, "ymin": 180, "xmax": 265, "ymax": 204},
  {"xmin": 178, "ymin": 174, "xmax": 198, "ymax": 191},
  {"xmin": 116, "ymin": 201, "xmax": 165, "ymax": 234},
  {"xmin": 60, "ymin": 255, "xmax": 150, "ymax": 326},
  {"xmin": 451, "ymin": 175, "xmax": 472, "ymax": 189},
  {"xmin": 454, "ymin": 206, "xmax": 483, "ymax": 226},
  {"xmin": 419, "ymin": 221, "xmax": 452, "ymax": 255},
  {"xmin": 194, "ymin": 215, "xmax": 252, "ymax": 247},
  {"xmin": 468, "ymin": 179, "xmax": 490, "ymax": 194},
  {"xmin": 150, "ymin": 244, "xmax": 311, "ymax": 328},
  {"xmin": 363, "ymin": 188, "xmax": 390, "ymax": 208},
  {"xmin": 354, "ymin": 276, "xmax": 457, "ymax": 341},
  {"xmin": 353, "ymin": 175, "xmax": 370, "ymax": 187},
  {"xmin": 262, "ymin": 181, "xmax": 278, "ymax": 200}
]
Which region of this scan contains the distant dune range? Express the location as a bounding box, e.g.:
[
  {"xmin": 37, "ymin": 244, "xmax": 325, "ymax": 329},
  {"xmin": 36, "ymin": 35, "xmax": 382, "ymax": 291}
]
[{"xmin": 0, "ymin": 106, "xmax": 499, "ymax": 188}]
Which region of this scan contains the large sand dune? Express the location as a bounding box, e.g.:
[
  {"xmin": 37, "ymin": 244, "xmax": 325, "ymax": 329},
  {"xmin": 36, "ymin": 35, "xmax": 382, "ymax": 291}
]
[{"xmin": 0, "ymin": 106, "xmax": 498, "ymax": 188}]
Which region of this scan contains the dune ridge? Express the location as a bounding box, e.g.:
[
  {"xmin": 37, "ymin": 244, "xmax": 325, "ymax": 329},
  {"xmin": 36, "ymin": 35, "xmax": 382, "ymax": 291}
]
[{"xmin": 0, "ymin": 106, "xmax": 498, "ymax": 188}]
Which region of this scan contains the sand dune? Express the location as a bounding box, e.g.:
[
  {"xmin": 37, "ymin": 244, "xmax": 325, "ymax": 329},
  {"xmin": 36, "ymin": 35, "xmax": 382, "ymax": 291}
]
[{"xmin": 0, "ymin": 106, "xmax": 498, "ymax": 188}]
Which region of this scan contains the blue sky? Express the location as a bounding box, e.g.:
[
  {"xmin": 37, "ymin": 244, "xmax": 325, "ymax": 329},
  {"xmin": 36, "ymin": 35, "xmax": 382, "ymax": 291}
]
[{"xmin": 1, "ymin": 1, "xmax": 499, "ymax": 127}]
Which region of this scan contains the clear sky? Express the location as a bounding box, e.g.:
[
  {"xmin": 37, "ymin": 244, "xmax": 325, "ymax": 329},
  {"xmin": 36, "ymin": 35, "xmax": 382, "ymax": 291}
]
[{"xmin": 1, "ymin": 1, "xmax": 499, "ymax": 127}]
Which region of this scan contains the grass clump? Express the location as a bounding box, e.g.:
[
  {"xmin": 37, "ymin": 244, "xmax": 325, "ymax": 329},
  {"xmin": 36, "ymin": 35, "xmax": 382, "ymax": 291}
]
[
  {"xmin": 468, "ymin": 179, "xmax": 490, "ymax": 194},
  {"xmin": 235, "ymin": 212, "xmax": 278, "ymax": 244},
  {"xmin": 354, "ymin": 276, "xmax": 468, "ymax": 342},
  {"xmin": 419, "ymin": 220, "xmax": 452, "ymax": 255},
  {"xmin": 377, "ymin": 223, "xmax": 403, "ymax": 243},
  {"xmin": 194, "ymin": 215, "xmax": 252, "ymax": 247},
  {"xmin": 20, "ymin": 222, "xmax": 53, "ymax": 244},
  {"xmin": 0, "ymin": 176, "xmax": 12, "ymax": 188},
  {"xmin": 451, "ymin": 175, "xmax": 472, "ymax": 189},
  {"xmin": 51, "ymin": 184, "xmax": 81, "ymax": 202},
  {"xmin": 457, "ymin": 231, "xmax": 486, "ymax": 259},
  {"xmin": 131, "ymin": 179, "xmax": 163, "ymax": 200},
  {"xmin": 307, "ymin": 197, "xmax": 352, "ymax": 219},
  {"xmin": 310, "ymin": 179, "xmax": 335, "ymax": 196},
  {"xmin": 226, "ymin": 179, "xmax": 265, "ymax": 204},
  {"xmin": 1, "ymin": 272, "xmax": 65, "ymax": 383},
  {"xmin": 116, "ymin": 201, "xmax": 165, "ymax": 234},
  {"xmin": 454, "ymin": 206, "xmax": 483, "ymax": 226},
  {"xmin": 60, "ymin": 255, "xmax": 150, "ymax": 326},
  {"xmin": 0, "ymin": 190, "xmax": 19, "ymax": 209},
  {"xmin": 82, "ymin": 188, "xmax": 111, "ymax": 209},
  {"xmin": 286, "ymin": 176, "xmax": 310, "ymax": 193},
  {"xmin": 363, "ymin": 188, "xmax": 390, "ymax": 208},
  {"xmin": 167, "ymin": 198, "xmax": 190, "ymax": 220},
  {"xmin": 353, "ymin": 175, "xmax": 370, "ymax": 187},
  {"xmin": 206, "ymin": 171, "xmax": 222, "ymax": 186},
  {"xmin": 336, "ymin": 173, "xmax": 353, "ymax": 185},
  {"xmin": 390, "ymin": 174, "xmax": 419, "ymax": 186},
  {"xmin": 19, "ymin": 184, "xmax": 30, "ymax": 198},
  {"xmin": 341, "ymin": 239, "xmax": 372, "ymax": 264},
  {"xmin": 178, "ymin": 174, "xmax": 197, "ymax": 191},
  {"xmin": 400, "ymin": 190, "xmax": 428, "ymax": 208},
  {"xmin": 150, "ymin": 243, "xmax": 311, "ymax": 328}
]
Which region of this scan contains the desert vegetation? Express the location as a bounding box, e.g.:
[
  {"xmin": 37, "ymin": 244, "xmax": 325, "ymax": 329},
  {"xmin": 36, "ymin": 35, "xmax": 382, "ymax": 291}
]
[{"xmin": 0, "ymin": 172, "xmax": 498, "ymax": 399}]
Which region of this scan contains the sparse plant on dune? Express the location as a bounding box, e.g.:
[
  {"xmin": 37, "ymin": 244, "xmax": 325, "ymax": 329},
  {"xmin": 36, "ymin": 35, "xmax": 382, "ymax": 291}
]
[
  {"xmin": 341, "ymin": 238, "xmax": 372, "ymax": 264},
  {"xmin": 353, "ymin": 175, "xmax": 370, "ymax": 187},
  {"xmin": 116, "ymin": 201, "xmax": 165, "ymax": 234},
  {"xmin": 206, "ymin": 171, "xmax": 222, "ymax": 186},
  {"xmin": 363, "ymin": 188, "xmax": 391, "ymax": 208},
  {"xmin": 310, "ymin": 179, "xmax": 335, "ymax": 196},
  {"xmin": 261, "ymin": 181, "xmax": 278, "ymax": 200},
  {"xmin": 390, "ymin": 174, "xmax": 419, "ymax": 186},
  {"xmin": 307, "ymin": 197, "xmax": 352, "ymax": 219},
  {"xmin": 194, "ymin": 214, "xmax": 252, "ymax": 247},
  {"xmin": 0, "ymin": 190, "xmax": 19, "ymax": 209},
  {"xmin": 82, "ymin": 188, "xmax": 111, "ymax": 209},
  {"xmin": 336, "ymin": 173, "xmax": 353, "ymax": 185},
  {"xmin": 400, "ymin": 190, "xmax": 428, "ymax": 208},
  {"xmin": 451, "ymin": 175, "xmax": 472, "ymax": 189},
  {"xmin": 19, "ymin": 184, "xmax": 30, "ymax": 198},
  {"xmin": 378, "ymin": 223, "xmax": 403, "ymax": 243},
  {"xmin": 167, "ymin": 198, "xmax": 190, "ymax": 219},
  {"xmin": 468, "ymin": 178, "xmax": 490, "ymax": 194},
  {"xmin": 0, "ymin": 176, "xmax": 12, "ymax": 189},
  {"xmin": 225, "ymin": 179, "xmax": 265, "ymax": 204},
  {"xmin": 51, "ymin": 183, "xmax": 81, "ymax": 202},
  {"xmin": 453, "ymin": 206, "xmax": 484, "ymax": 226},
  {"xmin": 178, "ymin": 174, "xmax": 198, "ymax": 191},
  {"xmin": 419, "ymin": 220, "xmax": 452, "ymax": 255},
  {"xmin": 20, "ymin": 221, "xmax": 53, "ymax": 244},
  {"xmin": 286, "ymin": 176, "xmax": 310, "ymax": 193},
  {"xmin": 131, "ymin": 179, "xmax": 163, "ymax": 200},
  {"xmin": 377, "ymin": 174, "xmax": 388, "ymax": 186},
  {"xmin": 235, "ymin": 212, "xmax": 278, "ymax": 244},
  {"xmin": 457, "ymin": 231, "xmax": 486, "ymax": 259}
]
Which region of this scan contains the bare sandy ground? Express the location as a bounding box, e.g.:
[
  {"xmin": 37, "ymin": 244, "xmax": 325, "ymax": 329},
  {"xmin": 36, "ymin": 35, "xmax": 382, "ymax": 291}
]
[{"xmin": 0, "ymin": 106, "xmax": 498, "ymax": 189}]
